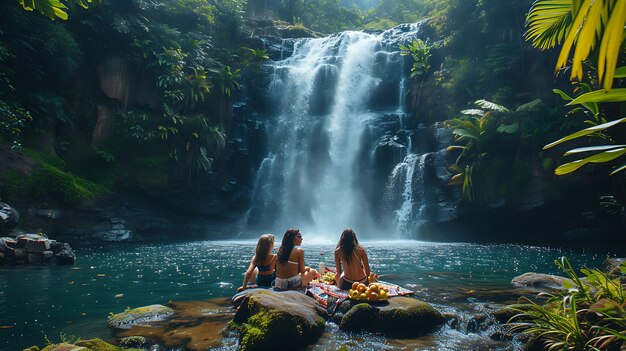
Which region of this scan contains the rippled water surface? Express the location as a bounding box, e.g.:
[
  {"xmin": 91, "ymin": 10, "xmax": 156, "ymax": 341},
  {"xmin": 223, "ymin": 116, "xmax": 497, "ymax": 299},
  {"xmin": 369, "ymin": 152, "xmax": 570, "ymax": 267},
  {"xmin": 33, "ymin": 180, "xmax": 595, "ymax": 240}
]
[{"xmin": 0, "ymin": 240, "xmax": 616, "ymax": 350}]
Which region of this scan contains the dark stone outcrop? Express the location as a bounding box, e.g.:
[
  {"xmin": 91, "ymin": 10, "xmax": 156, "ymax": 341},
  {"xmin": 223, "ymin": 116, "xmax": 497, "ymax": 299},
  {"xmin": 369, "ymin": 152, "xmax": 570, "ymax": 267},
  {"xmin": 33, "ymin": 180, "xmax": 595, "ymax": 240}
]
[
  {"xmin": 337, "ymin": 297, "xmax": 445, "ymax": 337},
  {"xmin": 234, "ymin": 290, "xmax": 327, "ymax": 351},
  {"xmin": 0, "ymin": 235, "xmax": 74, "ymax": 265},
  {"xmin": 0, "ymin": 202, "xmax": 19, "ymax": 234}
]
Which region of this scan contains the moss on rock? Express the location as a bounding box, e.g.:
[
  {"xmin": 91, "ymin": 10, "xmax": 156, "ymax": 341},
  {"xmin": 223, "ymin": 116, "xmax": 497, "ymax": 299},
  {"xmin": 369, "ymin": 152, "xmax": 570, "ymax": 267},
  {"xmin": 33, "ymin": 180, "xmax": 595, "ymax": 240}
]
[
  {"xmin": 2, "ymin": 148, "xmax": 106, "ymax": 204},
  {"xmin": 339, "ymin": 303, "xmax": 376, "ymax": 331},
  {"xmin": 30, "ymin": 339, "xmax": 144, "ymax": 351},
  {"xmin": 40, "ymin": 343, "xmax": 92, "ymax": 351},
  {"xmin": 235, "ymin": 290, "xmax": 327, "ymax": 351},
  {"xmin": 108, "ymin": 304, "xmax": 174, "ymax": 329},
  {"xmin": 339, "ymin": 297, "xmax": 445, "ymax": 337},
  {"xmin": 74, "ymin": 339, "xmax": 119, "ymax": 351}
]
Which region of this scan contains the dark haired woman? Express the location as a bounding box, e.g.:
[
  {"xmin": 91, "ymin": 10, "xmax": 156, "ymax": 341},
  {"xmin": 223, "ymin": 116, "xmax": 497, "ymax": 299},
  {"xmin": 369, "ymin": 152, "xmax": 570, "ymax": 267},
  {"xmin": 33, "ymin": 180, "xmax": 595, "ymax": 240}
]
[
  {"xmin": 274, "ymin": 228, "xmax": 319, "ymax": 290},
  {"xmin": 237, "ymin": 234, "xmax": 277, "ymax": 292},
  {"xmin": 334, "ymin": 228, "xmax": 372, "ymax": 290}
]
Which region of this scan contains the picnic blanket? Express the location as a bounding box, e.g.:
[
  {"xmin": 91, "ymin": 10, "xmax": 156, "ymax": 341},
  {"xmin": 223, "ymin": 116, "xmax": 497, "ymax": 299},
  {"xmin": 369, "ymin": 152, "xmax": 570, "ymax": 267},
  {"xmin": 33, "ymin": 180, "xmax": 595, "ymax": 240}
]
[{"xmin": 306, "ymin": 280, "xmax": 414, "ymax": 316}]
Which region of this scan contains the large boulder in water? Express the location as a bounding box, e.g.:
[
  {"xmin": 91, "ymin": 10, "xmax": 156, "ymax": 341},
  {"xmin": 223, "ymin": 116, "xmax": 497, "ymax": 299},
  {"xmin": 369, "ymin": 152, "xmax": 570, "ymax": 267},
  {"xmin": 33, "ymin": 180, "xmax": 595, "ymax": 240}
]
[
  {"xmin": 107, "ymin": 304, "xmax": 174, "ymax": 329},
  {"xmin": 511, "ymin": 273, "xmax": 574, "ymax": 291},
  {"xmin": 337, "ymin": 297, "xmax": 445, "ymax": 337},
  {"xmin": 234, "ymin": 290, "xmax": 327, "ymax": 351}
]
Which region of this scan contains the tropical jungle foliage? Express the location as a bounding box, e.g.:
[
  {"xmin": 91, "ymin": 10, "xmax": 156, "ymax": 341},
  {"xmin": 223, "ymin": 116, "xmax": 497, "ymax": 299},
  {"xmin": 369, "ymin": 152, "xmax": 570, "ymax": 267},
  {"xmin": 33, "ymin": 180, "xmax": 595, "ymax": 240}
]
[
  {"xmin": 509, "ymin": 257, "xmax": 626, "ymax": 350},
  {"xmin": 525, "ymin": 0, "xmax": 626, "ymax": 177},
  {"xmin": 1, "ymin": 0, "xmax": 625, "ymax": 229}
]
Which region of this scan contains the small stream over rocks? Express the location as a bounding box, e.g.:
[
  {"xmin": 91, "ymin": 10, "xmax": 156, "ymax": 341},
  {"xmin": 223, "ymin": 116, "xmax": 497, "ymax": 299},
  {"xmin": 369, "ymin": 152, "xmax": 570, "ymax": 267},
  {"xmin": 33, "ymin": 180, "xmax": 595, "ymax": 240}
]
[{"xmin": 1, "ymin": 240, "xmax": 619, "ymax": 351}]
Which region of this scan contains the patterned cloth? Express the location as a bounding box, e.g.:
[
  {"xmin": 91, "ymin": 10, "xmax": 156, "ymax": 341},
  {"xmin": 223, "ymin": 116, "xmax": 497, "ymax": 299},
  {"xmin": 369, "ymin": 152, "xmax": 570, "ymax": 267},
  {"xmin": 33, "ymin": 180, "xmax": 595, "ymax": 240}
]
[{"xmin": 306, "ymin": 281, "xmax": 414, "ymax": 316}]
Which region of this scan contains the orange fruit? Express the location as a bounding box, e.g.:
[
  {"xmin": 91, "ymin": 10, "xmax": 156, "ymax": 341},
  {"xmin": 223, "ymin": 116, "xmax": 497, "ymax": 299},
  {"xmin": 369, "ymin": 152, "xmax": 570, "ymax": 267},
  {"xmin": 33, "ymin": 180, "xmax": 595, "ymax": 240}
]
[
  {"xmin": 352, "ymin": 282, "xmax": 359, "ymax": 290},
  {"xmin": 370, "ymin": 292, "xmax": 379, "ymax": 300},
  {"xmin": 369, "ymin": 284, "xmax": 379, "ymax": 293},
  {"xmin": 357, "ymin": 284, "xmax": 366, "ymax": 294}
]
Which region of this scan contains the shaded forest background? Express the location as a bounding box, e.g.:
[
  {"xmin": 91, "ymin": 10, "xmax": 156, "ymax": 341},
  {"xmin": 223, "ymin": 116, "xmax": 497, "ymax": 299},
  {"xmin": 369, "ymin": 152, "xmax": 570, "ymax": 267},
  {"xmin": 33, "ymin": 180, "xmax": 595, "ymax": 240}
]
[{"xmin": 0, "ymin": 0, "xmax": 624, "ymax": 242}]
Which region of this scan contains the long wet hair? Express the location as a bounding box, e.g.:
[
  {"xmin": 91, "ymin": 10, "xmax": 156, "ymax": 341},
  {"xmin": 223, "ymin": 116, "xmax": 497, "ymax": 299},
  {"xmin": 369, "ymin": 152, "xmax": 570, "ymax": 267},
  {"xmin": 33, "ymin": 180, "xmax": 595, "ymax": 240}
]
[
  {"xmin": 277, "ymin": 228, "xmax": 299, "ymax": 264},
  {"xmin": 254, "ymin": 234, "xmax": 274, "ymax": 265},
  {"xmin": 337, "ymin": 228, "xmax": 359, "ymax": 262}
]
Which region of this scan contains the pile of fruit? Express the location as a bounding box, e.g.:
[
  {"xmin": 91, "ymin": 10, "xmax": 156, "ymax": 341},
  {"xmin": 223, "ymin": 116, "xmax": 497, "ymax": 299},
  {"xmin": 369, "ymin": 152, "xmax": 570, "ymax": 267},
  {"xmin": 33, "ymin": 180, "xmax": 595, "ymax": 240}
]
[
  {"xmin": 349, "ymin": 282, "xmax": 389, "ymax": 301},
  {"xmin": 319, "ymin": 271, "xmax": 335, "ymax": 283}
]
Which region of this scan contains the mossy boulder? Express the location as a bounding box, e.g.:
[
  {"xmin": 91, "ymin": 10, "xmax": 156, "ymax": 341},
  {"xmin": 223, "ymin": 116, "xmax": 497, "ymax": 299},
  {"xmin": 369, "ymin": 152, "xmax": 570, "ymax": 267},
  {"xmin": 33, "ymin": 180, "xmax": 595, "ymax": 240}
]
[
  {"xmin": 107, "ymin": 304, "xmax": 174, "ymax": 329},
  {"xmin": 27, "ymin": 339, "xmax": 145, "ymax": 351},
  {"xmin": 338, "ymin": 297, "xmax": 445, "ymax": 337},
  {"xmin": 40, "ymin": 344, "xmax": 91, "ymax": 351},
  {"xmin": 74, "ymin": 339, "xmax": 120, "ymax": 351},
  {"xmin": 234, "ymin": 290, "xmax": 327, "ymax": 351},
  {"xmin": 511, "ymin": 273, "xmax": 574, "ymax": 291}
]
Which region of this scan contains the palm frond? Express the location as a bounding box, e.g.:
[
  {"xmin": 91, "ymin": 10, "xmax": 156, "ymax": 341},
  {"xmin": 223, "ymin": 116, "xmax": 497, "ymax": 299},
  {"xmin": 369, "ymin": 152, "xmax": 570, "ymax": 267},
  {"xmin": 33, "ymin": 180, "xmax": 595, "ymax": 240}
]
[{"xmin": 525, "ymin": 0, "xmax": 573, "ymax": 49}]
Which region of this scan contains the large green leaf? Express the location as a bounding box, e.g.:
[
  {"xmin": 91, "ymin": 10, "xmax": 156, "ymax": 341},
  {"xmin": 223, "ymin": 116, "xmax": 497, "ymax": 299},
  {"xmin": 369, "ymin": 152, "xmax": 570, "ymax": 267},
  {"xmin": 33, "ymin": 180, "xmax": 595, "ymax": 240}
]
[
  {"xmin": 566, "ymin": 88, "xmax": 626, "ymax": 105},
  {"xmin": 554, "ymin": 148, "xmax": 626, "ymax": 175},
  {"xmin": 564, "ymin": 145, "xmax": 626, "ymax": 155},
  {"xmin": 597, "ymin": 0, "xmax": 626, "ymax": 91},
  {"xmin": 453, "ymin": 127, "xmax": 480, "ymax": 141},
  {"xmin": 475, "ymin": 99, "xmax": 510, "ymax": 112},
  {"xmin": 543, "ymin": 117, "xmax": 626, "ymax": 149},
  {"xmin": 497, "ymin": 122, "xmax": 519, "ymax": 134},
  {"xmin": 515, "ymin": 99, "xmax": 543, "ymax": 112},
  {"xmin": 614, "ymin": 66, "xmax": 626, "ymax": 78},
  {"xmin": 553, "ymin": 88, "xmax": 573, "ymax": 101},
  {"xmin": 460, "ymin": 109, "xmax": 485, "ymax": 116}
]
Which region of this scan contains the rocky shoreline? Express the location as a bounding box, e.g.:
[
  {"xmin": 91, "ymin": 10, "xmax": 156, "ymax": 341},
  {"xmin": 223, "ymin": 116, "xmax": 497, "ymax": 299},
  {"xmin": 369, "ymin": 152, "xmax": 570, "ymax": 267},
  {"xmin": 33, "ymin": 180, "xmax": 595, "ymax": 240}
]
[{"xmin": 0, "ymin": 234, "xmax": 75, "ymax": 266}]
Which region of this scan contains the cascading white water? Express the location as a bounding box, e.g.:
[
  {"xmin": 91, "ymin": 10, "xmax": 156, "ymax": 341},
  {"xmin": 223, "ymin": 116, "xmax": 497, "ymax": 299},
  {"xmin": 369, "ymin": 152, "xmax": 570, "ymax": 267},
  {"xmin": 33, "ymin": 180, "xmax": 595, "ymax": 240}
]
[
  {"xmin": 387, "ymin": 153, "xmax": 428, "ymax": 236},
  {"xmin": 246, "ymin": 24, "xmax": 423, "ymax": 240}
]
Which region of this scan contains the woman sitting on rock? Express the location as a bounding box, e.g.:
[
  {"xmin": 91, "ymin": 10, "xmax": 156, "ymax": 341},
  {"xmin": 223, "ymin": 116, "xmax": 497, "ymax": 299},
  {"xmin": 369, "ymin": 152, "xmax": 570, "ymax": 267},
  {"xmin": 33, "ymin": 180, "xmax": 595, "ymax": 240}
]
[
  {"xmin": 237, "ymin": 234, "xmax": 277, "ymax": 292},
  {"xmin": 334, "ymin": 228, "xmax": 375, "ymax": 290},
  {"xmin": 274, "ymin": 228, "xmax": 319, "ymax": 290}
]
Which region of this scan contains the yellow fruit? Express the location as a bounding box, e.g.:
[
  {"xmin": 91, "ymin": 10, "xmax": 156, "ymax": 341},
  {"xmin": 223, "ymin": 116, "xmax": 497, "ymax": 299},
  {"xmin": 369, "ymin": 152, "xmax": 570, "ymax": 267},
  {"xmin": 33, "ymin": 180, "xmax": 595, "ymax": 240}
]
[
  {"xmin": 350, "ymin": 289, "xmax": 359, "ymax": 299},
  {"xmin": 352, "ymin": 282, "xmax": 359, "ymax": 290},
  {"xmin": 369, "ymin": 284, "xmax": 379, "ymax": 293},
  {"xmin": 359, "ymin": 293, "xmax": 367, "ymax": 300},
  {"xmin": 379, "ymin": 290, "xmax": 388, "ymax": 299}
]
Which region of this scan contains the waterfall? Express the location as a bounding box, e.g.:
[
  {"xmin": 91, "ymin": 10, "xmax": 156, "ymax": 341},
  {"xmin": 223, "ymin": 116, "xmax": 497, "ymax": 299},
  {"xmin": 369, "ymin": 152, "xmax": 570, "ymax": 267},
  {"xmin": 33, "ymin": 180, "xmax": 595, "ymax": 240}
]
[
  {"xmin": 246, "ymin": 24, "xmax": 424, "ymax": 239},
  {"xmin": 386, "ymin": 153, "xmax": 428, "ymax": 237}
]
